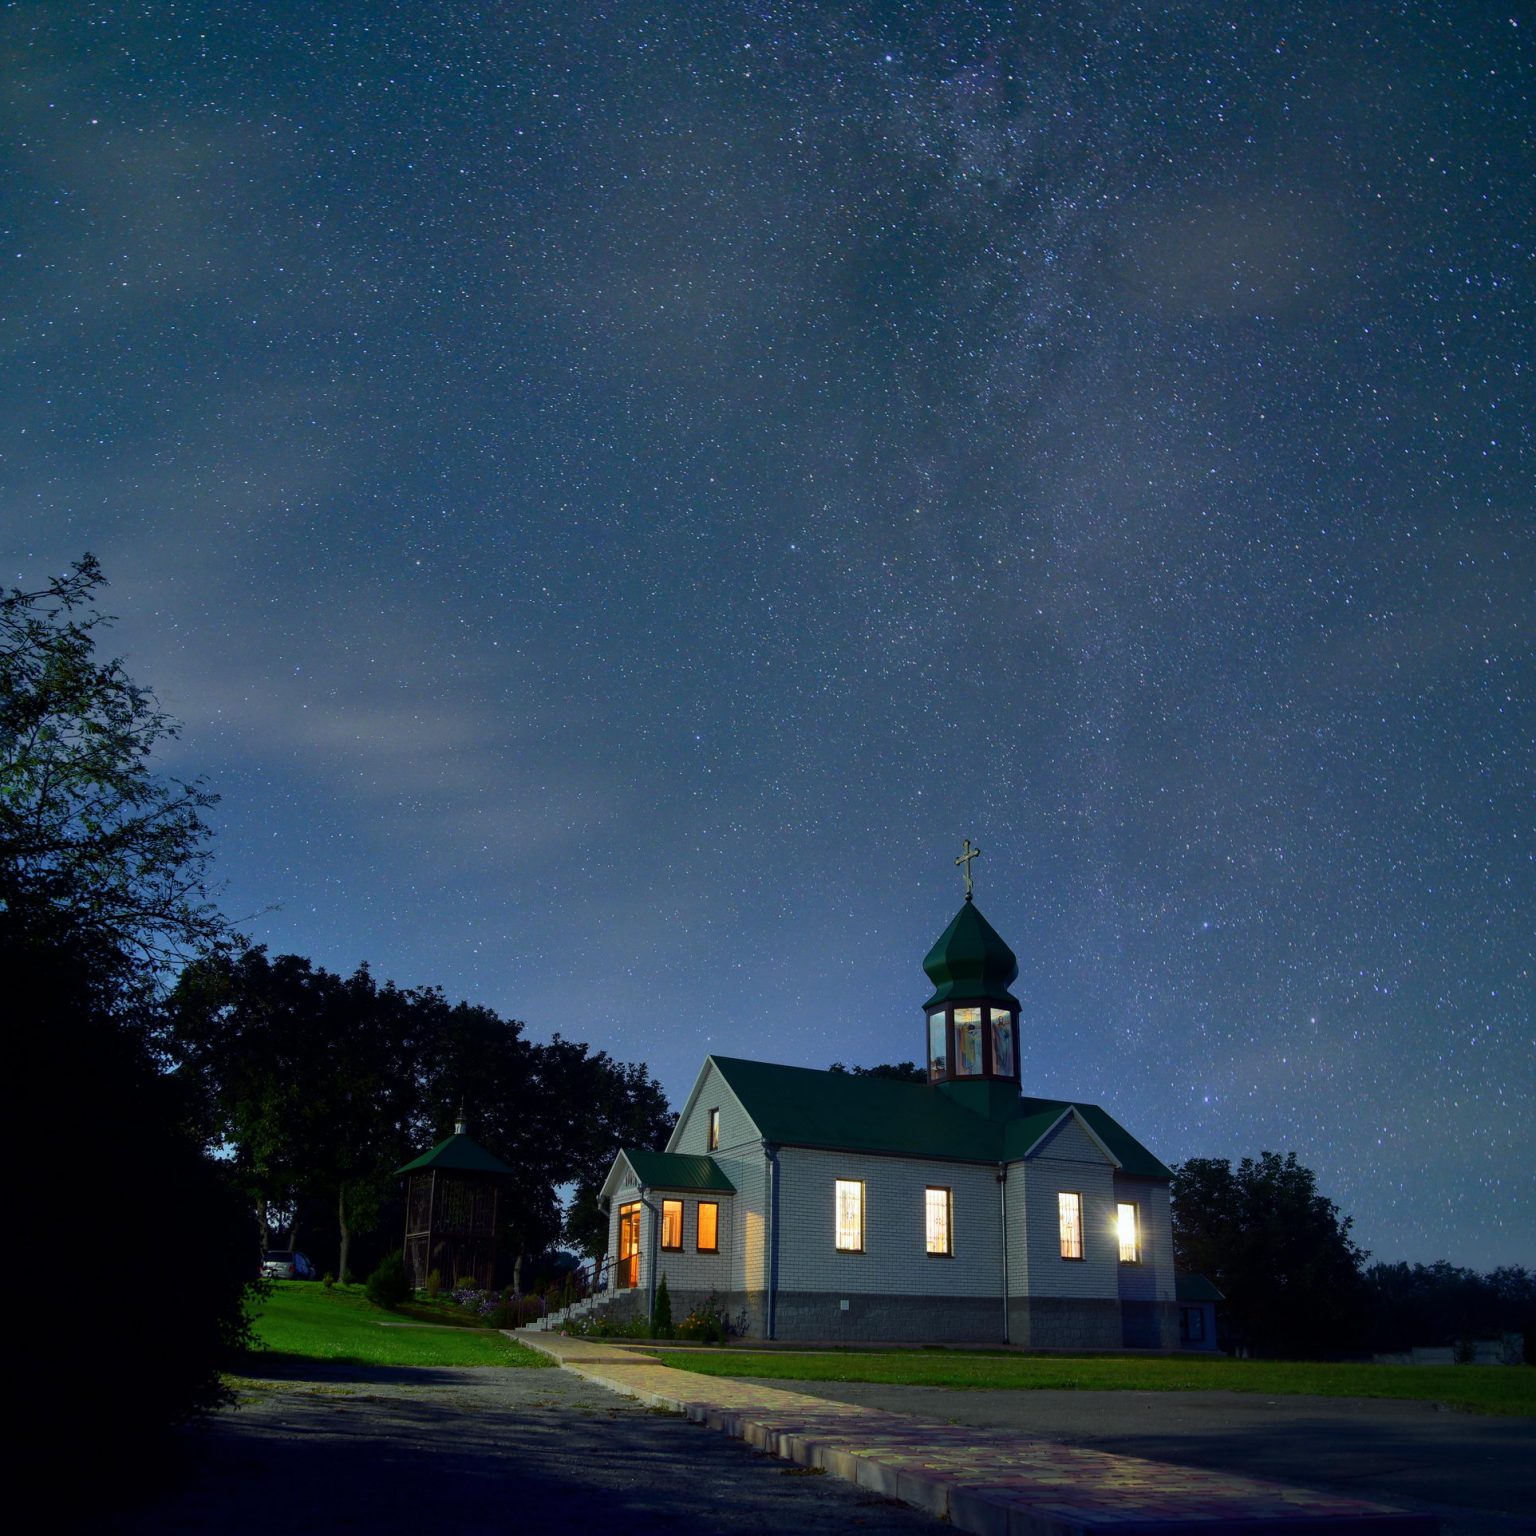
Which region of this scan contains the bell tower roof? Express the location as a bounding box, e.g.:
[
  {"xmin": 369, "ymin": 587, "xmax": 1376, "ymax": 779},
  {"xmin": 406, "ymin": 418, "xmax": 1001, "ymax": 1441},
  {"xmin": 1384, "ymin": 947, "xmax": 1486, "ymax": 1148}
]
[{"xmin": 922, "ymin": 898, "xmax": 1021, "ymax": 1010}]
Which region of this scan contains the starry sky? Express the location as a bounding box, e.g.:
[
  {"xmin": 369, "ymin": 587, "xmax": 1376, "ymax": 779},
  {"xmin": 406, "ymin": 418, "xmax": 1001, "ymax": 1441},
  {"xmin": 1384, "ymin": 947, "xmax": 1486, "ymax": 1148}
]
[{"xmin": 4, "ymin": 3, "xmax": 1531, "ymax": 1269}]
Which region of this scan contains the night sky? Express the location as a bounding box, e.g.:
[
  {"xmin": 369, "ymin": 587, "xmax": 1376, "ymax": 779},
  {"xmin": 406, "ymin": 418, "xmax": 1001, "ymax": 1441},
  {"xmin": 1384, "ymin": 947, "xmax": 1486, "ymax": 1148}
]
[{"xmin": 4, "ymin": 4, "xmax": 1530, "ymax": 1269}]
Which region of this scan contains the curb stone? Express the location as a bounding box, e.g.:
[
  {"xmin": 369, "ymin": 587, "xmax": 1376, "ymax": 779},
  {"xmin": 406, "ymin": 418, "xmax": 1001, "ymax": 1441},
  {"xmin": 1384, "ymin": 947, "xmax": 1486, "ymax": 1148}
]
[{"xmin": 514, "ymin": 1330, "xmax": 1438, "ymax": 1535}]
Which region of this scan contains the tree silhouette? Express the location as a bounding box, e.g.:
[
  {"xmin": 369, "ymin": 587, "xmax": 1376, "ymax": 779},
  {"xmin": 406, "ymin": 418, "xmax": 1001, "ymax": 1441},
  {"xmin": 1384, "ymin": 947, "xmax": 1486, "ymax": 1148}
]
[
  {"xmin": 1172, "ymin": 1151, "xmax": 1367, "ymax": 1357},
  {"xmin": 1, "ymin": 555, "xmax": 223, "ymax": 969}
]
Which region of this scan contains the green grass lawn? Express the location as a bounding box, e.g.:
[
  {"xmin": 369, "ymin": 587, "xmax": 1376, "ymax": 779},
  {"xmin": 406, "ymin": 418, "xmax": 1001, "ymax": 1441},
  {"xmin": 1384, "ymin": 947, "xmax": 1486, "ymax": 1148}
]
[
  {"xmin": 650, "ymin": 1347, "xmax": 1534, "ymax": 1417},
  {"xmin": 247, "ymin": 1282, "xmax": 552, "ymax": 1369}
]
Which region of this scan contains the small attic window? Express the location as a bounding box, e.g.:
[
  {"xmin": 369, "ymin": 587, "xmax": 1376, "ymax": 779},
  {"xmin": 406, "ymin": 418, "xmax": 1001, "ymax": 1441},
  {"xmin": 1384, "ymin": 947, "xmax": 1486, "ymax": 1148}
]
[{"xmin": 708, "ymin": 1108, "xmax": 720, "ymax": 1150}]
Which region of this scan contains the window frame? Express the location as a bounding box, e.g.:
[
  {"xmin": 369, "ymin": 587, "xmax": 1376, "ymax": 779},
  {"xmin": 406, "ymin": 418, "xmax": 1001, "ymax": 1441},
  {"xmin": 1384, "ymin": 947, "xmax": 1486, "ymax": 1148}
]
[
  {"xmin": 834, "ymin": 1178, "xmax": 865, "ymax": 1253},
  {"xmin": 952, "ymin": 1005, "xmax": 984, "ymax": 1076},
  {"xmin": 696, "ymin": 1200, "xmax": 719, "ymax": 1254},
  {"xmin": 707, "ymin": 1108, "xmax": 720, "ymax": 1151},
  {"xmin": 927, "ymin": 1011, "xmax": 949, "ymax": 1082},
  {"xmin": 660, "ymin": 1197, "xmax": 684, "ymax": 1251},
  {"xmin": 924, "ymin": 1185, "xmax": 953, "ymax": 1256},
  {"xmin": 616, "ymin": 1201, "xmax": 641, "ymax": 1290},
  {"xmin": 1116, "ymin": 1201, "xmax": 1140, "ymax": 1264},
  {"xmin": 989, "ymin": 1007, "xmax": 1016, "ymax": 1078},
  {"xmin": 1058, "ymin": 1190, "xmax": 1084, "ymax": 1261}
]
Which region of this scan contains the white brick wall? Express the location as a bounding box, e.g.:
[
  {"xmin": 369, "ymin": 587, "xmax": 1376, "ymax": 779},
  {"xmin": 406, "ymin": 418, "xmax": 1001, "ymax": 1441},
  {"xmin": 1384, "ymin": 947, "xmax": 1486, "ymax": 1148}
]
[
  {"xmin": 1030, "ymin": 1111, "xmax": 1109, "ymax": 1164},
  {"xmin": 774, "ymin": 1146, "xmax": 1004, "ymax": 1297},
  {"xmin": 667, "ymin": 1060, "xmax": 757, "ymax": 1159},
  {"xmin": 647, "ymin": 1188, "xmax": 735, "ymax": 1297},
  {"xmin": 1113, "ymin": 1174, "xmax": 1175, "ymax": 1304},
  {"xmin": 665, "ymin": 1061, "xmax": 771, "ymax": 1294},
  {"xmin": 605, "ymin": 1174, "xmax": 734, "ymax": 1297},
  {"xmin": 1021, "ymin": 1112, "xmax": 1119, "ymax": 1300},
  {"xmin": 605, "ymin": 1067, "xmax": 1174, "ymax": 1338},
  {"xmin": 1003, "ymin": 1163, "xmax": 1031, "ymax": 1298}
]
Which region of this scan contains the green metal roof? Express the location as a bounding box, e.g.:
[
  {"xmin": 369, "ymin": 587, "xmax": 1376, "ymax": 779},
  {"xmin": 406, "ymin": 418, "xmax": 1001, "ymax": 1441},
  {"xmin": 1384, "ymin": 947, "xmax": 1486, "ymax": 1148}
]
[
  {"xmin": 922, "ymin": 899, "xmax": 1021, "ymax": 1008},
  {"xmin": 1176, "ymin": 1272, "xmax": 1225, "ymax": 1303},
  {"xmin": 395, "ymin": 1132, "xmax": 515, "ymax": 1178},
  {"xmin": 708, "ymin": 1056, "xmax": 1172, "ymax": 1178},
  {"xmin": 620, "ymin": 1150, "xmax": 737, "ymax": 1192}
]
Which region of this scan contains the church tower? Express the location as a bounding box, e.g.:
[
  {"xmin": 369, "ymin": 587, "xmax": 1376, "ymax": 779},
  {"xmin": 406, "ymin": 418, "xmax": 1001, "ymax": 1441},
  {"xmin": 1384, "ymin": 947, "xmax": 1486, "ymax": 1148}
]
[{"xmin": 923, "ymin": 840, "xmax": 1022, "ymax": 1118}]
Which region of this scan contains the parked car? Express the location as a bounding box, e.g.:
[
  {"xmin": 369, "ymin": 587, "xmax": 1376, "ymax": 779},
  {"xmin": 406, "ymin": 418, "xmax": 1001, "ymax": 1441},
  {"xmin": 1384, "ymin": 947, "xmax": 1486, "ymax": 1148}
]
[{"xmin": 261, "ymin": 1250, "xmax": 316, "ymax": 1280}]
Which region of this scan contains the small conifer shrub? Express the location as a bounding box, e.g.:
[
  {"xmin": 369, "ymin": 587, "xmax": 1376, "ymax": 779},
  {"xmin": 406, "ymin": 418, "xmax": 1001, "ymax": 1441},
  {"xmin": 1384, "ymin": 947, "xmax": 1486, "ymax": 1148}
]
[
  {"xmin": 651, "ymin": 1273, "xmax": 674, "ymax": 1338},
  {"xmin": 365, "ymin": 1252, "xmax": 411, "ymax": 1309}
]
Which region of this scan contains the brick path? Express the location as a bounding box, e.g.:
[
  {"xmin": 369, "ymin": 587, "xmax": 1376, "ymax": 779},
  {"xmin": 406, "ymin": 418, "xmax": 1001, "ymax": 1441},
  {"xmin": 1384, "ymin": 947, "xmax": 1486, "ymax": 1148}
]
[{"xmin": 516, "ymin": 1332, "xmax": 1438, "ymax": 1535}]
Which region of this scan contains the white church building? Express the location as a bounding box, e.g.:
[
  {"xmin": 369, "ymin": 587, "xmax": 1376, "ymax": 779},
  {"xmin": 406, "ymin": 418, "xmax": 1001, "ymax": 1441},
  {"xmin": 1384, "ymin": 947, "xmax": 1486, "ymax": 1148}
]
[{"xmin": 598, "ymin": 886, "xmax": 1180, "ymax": 1347}]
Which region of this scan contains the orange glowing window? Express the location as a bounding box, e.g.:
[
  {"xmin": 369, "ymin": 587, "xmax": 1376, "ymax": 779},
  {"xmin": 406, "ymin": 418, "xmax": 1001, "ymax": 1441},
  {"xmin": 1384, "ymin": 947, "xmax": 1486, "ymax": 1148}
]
[{"xmin": 661, "ymin": 1199, "xmax": 683, "ymax": 1250}]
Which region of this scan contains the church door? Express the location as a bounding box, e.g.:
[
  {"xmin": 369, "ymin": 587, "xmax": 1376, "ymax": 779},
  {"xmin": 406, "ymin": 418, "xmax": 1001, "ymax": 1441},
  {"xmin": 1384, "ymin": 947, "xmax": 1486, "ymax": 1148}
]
[{"xmin": 616, "ymin": 1202, "xmax": 641, "ymax": 1289}]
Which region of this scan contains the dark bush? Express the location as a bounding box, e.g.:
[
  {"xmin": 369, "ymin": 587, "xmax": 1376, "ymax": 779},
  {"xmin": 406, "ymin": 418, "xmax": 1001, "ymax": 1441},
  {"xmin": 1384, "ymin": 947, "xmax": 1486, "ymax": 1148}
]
[
  {"xmin": 8, "ymin": 918, "xmax": 259, "ymax": 1489},
  {"xmin": 365, "ymin": 1251, "xmax": 411, "ymax": 1309}
]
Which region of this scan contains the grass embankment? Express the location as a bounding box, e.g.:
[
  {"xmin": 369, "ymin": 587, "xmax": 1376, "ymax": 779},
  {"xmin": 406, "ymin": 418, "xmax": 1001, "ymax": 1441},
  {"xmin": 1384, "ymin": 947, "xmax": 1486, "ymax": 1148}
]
[
  {"xmin": 248, "ymin": 1281, "xmax": 552, "ymax": 1369},
  {"xmin": 651, "ymin": 1348, "xmax": 1534, "ymax": 1417}
]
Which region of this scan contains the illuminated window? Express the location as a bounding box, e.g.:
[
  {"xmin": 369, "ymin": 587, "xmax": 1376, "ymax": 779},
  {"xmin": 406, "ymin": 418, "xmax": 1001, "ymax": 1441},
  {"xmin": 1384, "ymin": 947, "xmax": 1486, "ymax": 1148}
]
[
  {"xmin": 835, "ymin": 1179, "xmax": 865, "ymax": 1251},
  {"xmin": 661, "ymin": 1199, "xmax": 684, "ymax": 1250},
  {"xmin": 708, "ymin": 1108, "xmax": 720, "ymax": 1150},
  {"xmin": 1058, "ymin": 1191, "xmax": 1083, "ymax": 1260},
  {"xmin": 954, "ymin": 1007, "xmax": 983, "ymax": 1074},
  {"xmin": 925, "ymin": 1187, "xmax": 952, "ymax": 1255},
  {"xmin": 616, "ymin": 1202, "xmax": 641, "ymax": 1289},
  {"xmin": 697, "ymin": 1201, "xmax": 719, "ymax": 1253},
  {"xmin": 990, "ymin": 1009, "xmax": 1015, "ymax": 1076},
  {"xmin": 1117, "ymin": 1202, "xmax": 1139, "ymax": 1263},
  {"xmin": 928, "ymin": 1013, "xmax": 948, "ymax": 1081}
]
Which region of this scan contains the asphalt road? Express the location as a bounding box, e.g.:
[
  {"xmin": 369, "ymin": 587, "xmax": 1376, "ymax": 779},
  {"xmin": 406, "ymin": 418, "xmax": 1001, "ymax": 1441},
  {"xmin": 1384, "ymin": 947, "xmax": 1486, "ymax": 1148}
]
[
  {"xmin": 754, "ymin": 1377, "xmax": 1536, "ymax": 1536},
  {"xmin": 94, "ymin": 1359, "xmax": 948, "ymax": 1536},
  {"xmin": 85, "ymin": 1356, "xmax": 1536, "ymax": 1536}
]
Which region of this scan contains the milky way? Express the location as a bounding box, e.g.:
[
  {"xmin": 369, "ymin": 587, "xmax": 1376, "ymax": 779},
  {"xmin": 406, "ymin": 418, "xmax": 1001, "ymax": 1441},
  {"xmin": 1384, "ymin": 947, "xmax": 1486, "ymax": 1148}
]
[{"xmin": 3, "ymin": 3, "xmax": 1530, "ymax": 1267}]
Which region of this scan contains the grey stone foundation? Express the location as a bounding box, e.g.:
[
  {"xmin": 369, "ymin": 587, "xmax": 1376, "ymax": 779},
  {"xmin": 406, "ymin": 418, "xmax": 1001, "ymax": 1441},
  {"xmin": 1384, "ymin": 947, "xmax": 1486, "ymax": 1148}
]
[
  {"xmin": 1120, "ymin": 1299, "xmax": 1181, "ymax": 1349},
  {"xmin": 1007, "ymin": 1296, "xmax": 1123, "ymax": 1350},
  {"xmin": 606, "ymin": 1287, "xmax": 1162, "ymax": 1349},
  {"xmin": 605, "ymin": 1287, "xmax": 756, "ymax": 1336},
  {"xmin": 768, "ymin": 1291, "xmax": 1010, "ymax": 1343}
]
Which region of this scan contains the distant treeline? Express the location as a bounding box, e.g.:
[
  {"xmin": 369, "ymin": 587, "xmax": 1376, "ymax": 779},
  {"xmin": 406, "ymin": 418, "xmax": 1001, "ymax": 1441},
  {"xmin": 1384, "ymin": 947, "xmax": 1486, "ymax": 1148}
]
[
  {"xmin": 1171, "ymin": 1153, "xmax": 1533, "ymax": 1360},
  {"xmin": 1362, "ymin": 1261, "xmax": 1534, "ymax": 1355},
  {"xmin": 166, "ymin": 946, "xmax": 675, "ymax": 1284}
]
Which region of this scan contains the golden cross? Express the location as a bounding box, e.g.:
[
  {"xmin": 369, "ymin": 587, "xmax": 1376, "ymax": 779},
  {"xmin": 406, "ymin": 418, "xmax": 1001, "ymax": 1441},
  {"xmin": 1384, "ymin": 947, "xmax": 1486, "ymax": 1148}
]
[{"xmin": 955, "ymin": 838, "xmax": 981, "ymax": 899}]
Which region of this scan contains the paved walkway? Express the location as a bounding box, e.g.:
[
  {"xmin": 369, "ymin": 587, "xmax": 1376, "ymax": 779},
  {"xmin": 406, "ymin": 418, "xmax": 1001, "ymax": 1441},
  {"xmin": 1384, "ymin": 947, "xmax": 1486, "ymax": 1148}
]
[
  {"xmin": 98, "ymin": 1357, "xmax": 951, "ymax": 1536},
  {"xmin": 518, "ymin": 1332, "xmax": 1440, "ymax": 1535}
]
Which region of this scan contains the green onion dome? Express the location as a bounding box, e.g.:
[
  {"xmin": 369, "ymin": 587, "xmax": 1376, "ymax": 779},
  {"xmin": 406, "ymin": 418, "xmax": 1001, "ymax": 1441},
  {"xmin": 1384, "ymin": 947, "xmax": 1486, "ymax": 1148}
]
[{"xmin": 922, "ymin": 899, "xmax": 1021, "ymax": 1009}]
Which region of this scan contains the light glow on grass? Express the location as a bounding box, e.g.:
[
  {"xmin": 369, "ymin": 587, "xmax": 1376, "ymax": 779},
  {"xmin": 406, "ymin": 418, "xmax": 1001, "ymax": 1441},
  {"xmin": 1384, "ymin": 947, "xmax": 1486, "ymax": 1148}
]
[
  {"xmin": 650, "ymin": 1348, "xmax": 1535, "ymax": 1417},
  {"xmin": 248, "ymin": 1281, "xmax": 552, "ymax": 1369}
]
